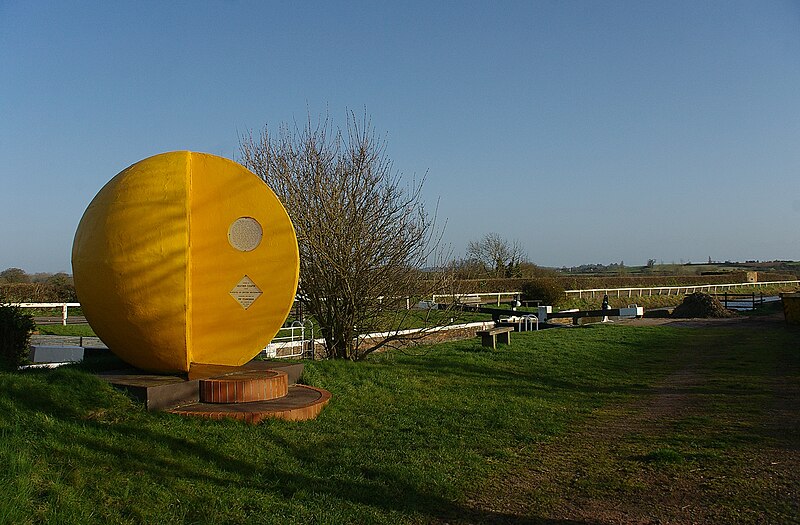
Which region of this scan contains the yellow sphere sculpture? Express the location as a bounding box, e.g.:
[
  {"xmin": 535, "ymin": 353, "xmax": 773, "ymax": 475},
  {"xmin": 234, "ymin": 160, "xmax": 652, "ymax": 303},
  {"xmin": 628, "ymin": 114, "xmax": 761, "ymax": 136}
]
[{"xmin": 72, "ymin": 151, "xmax": 299, "ymax": 373}]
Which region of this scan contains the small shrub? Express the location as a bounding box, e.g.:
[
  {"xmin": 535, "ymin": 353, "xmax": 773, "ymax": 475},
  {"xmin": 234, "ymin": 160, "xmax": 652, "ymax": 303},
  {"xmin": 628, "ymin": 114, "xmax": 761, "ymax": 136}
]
[
  {"xmin": 521, "ymin": 279, "xmax": 565, "ymax": 307},
  {"xmin": 0, "ymin": 303, "xmax": 36, "ymax": 371}
]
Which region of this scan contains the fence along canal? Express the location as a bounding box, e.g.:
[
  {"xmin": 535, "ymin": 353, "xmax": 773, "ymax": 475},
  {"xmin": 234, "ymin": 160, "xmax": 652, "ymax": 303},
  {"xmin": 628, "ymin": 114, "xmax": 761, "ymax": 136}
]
[
  {"xmin": 712, "ymin": 293, "xmax": 781, "ymax": 311},
  {"xmin": 564, "ymin": 280, "xmax": 800, "ymax": 299}
]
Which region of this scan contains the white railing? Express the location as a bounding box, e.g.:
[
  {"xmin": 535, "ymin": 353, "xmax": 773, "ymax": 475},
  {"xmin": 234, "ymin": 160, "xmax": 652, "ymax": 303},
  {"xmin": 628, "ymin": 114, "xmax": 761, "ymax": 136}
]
[
  {"xmin": 564, "ymin": 280, "xmax": 800, "ymax": 299},
  {"xmin": 262, "ymin": 320, "xmax": 314, "ymax": 359},
  {"xmin": 432, "ymin": 292, "xmax": 521, "ymax": 306},
  {"xmin": 10, "ymin": 303, "xmax": 81, "ymax": 325},
  {"xmin": 376, "ymin": 296, "xmax": 412, "ymax": 309}
]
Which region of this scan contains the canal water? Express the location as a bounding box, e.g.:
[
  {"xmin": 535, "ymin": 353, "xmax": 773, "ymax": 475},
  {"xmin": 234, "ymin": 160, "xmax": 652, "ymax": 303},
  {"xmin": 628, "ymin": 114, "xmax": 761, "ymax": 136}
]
[{"xmin": 719, "ymin": 296, "xmax": 781, "ymax": 311}]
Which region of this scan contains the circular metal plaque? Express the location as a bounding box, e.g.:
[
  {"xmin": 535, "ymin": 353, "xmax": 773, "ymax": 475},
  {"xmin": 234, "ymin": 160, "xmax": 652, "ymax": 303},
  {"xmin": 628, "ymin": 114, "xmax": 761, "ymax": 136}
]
[{"xmin": 228, "ymin": 217, "xmax": 263, "ymax": 252}]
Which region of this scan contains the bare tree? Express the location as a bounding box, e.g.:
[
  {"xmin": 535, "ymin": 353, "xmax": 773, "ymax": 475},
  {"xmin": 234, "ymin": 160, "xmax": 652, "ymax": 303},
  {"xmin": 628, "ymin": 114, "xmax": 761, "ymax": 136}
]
[
  {"xmin": 467, "ymin": 233, "xmax": 528, "ymax": 278},
  {"xmin": 240, "ymin": 112, "xmax": 451, "ymax": 360}
]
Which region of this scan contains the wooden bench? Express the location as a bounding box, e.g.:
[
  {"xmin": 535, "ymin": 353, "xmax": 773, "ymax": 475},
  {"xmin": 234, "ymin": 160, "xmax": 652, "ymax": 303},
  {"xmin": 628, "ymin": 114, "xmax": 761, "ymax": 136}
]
[
  {"xmin": 521, "ymin": 299, "xmax": 542, "ymax": 307},
  {"xmin": 475, "ymin": 326, "xmax": 514, "ymax": 349}
]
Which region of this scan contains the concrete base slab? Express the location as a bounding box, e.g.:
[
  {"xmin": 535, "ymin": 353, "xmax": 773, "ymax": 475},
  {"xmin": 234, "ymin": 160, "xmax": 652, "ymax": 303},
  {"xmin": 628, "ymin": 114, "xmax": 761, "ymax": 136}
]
[
  {"xmin": 29, "ymin": 345, "xmax": 84, "ymax": 364},
  {"xmin": 98, "ymin": 370, "xmax": 198, "ymax": 411}
]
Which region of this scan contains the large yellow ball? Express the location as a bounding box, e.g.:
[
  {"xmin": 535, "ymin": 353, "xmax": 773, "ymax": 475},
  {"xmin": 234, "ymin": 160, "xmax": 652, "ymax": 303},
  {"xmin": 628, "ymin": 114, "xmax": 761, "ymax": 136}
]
[{"xmin": 72, "ymin": 151, "xmax": 299, "ymax": 373}]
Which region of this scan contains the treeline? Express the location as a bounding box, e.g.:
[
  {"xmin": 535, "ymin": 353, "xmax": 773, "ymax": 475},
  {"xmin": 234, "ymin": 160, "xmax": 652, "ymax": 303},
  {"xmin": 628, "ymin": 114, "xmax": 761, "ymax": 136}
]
[{"xmin": 0, "ymin": 268, "xmax": 76, "ymax": 302}]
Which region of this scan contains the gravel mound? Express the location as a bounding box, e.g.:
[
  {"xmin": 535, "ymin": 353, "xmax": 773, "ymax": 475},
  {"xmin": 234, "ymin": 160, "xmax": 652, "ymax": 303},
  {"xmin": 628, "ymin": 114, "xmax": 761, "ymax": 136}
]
[{"xmin": 671, "ymin": 292, "xmax": 734, "ymax": 318}]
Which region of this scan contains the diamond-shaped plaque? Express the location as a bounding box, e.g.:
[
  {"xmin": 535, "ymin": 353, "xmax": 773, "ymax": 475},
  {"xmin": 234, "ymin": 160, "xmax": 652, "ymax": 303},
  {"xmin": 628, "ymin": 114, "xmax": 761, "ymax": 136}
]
[{"xmin": 230, "ymin": 275, "xmax": 263, "ymax": 310}]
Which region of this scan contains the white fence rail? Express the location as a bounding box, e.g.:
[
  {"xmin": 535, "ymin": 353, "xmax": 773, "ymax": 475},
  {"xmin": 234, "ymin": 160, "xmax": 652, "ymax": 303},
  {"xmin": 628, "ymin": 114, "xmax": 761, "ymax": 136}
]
[
  {"xmin": 10, "ymin": 303, "xmax": 81, "ymax": 325},
  {"xmin": 565, "ymin": 280, "xmax": 800, "ymax": 299},
  {"xmin": 432, "ymin": 292, "xmax": 521, "ymax": 306},
  {"xmin": 261, "ymin": 320, "xmax": 314, "ymax": 359},
  {"xmin": 376, "ymin": 296, "xmax": 412, "ymax": 309}
]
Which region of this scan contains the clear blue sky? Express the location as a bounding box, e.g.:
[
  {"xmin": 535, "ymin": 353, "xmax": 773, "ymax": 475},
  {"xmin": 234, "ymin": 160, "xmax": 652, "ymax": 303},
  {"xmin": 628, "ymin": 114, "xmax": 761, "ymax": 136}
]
[{"xmin": 2, "ymin": 1, "xmax": 799, "ymax": 273}]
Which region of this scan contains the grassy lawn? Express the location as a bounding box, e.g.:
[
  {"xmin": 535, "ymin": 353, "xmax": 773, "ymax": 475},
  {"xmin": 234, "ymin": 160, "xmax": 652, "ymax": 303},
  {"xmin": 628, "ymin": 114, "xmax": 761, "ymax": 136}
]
[
  {"xmin": 471, "ymin": 321, "xmax": 800, "ymax": 523},
  {"xmin": 35, "ymin": 324, "xmax": 97, "ymax": 337},
  {"xmin": 2, "ymin": 323, "xmax": 797, "ymax": 523}
]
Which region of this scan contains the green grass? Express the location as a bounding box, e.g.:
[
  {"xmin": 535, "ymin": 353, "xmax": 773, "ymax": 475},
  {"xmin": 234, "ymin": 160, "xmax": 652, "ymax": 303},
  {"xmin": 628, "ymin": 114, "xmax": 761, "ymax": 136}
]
[
  {"xmin": 36, "ymin": 324, "xmax": 97, "ymax": 337},
  {"xmin": 637, "ymin": 448, "xmax": 685, "ymax": 464},
  {"xmin": 510, "ymin": 324, "xmax": 800, "ymax": 522},
  {"xmin": 1, "ymin": 324, "xmax": 796, "ymax": 523}
]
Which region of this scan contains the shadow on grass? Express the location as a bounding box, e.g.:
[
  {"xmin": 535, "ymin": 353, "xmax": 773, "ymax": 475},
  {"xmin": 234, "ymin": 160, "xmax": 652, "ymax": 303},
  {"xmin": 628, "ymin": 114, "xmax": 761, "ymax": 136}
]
[{"xmin": 0, "ymin": 369, "xmax": 593, "ymax": 524}]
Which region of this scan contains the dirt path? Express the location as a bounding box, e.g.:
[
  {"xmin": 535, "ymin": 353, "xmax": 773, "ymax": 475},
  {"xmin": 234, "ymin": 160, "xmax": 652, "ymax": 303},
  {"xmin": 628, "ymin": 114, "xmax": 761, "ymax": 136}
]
[{"xmin": 460, "ymin": 317, "xmax": 800, "ymax": 524}]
